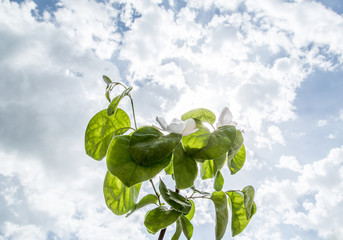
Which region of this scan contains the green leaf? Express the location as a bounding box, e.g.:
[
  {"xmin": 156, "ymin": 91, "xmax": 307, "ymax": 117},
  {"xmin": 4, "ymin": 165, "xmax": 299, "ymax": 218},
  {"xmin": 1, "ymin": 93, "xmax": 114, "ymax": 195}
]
[
  {"xmin": 227, "ymin": 130, "xmax": 244, "ymax": 160},
  {"xmin": 228, "ymin": 144, "xmax": 246, "ymax": 175},
  {"xmin": 173, "ymin": 144, "xmax": 198, "ymax": 189},
  {"xmin": 164, "ymin": 160, "xmax": 174, "ymax": 175},
  {"xmin": 213, "ymin": 154, "xmax": 227, "ymax": 174},
  {"xmin": 126, "ymin": 194, "xmax": 158, "ymax": 217},
  {"xmin": 107, "ymin": 135, "xmax": 171, "ymax": 187},
  {"xmin": 242, "ymin": 186, "xmax": 255, "ymax": 220},
  {"xmin": 184, "ymin": 200, "xmax": 195, "ymax": 221},
  {"xmin": 226, "ymin": 191, "xmax": 256, "ymax": 237},
  {"xmin": 194, "ymin": 126, "xmax": 237, "ymax": 160},
  {"xmin": 181, "ymin": 108, "xmax": 216, "ymax": 124},
  {"xmin": 144, "ymin": 206, "xmax": 182, "ymax": 234},
  {"xmin": 210, "ymin": 191, "xmax": 229, "ymax": 240},
  {"xmin": 159, "ymin": 179, "xmax": 192, "ymax": 214},
  {"xmin": 103, "ymin": 75, "xmax": 112, "ymax": 85},
  {"xmin": 200, "ymin": 160, "xmax": 215, "ymax": 179},
  {"xmin": 107, "ymin": 86, "xmax": 132, "ymax": 116},
  {"xmin": 85, "ymin": 108, "xmax": 131, "ymax": 160},
  {"xmin": 182, "ymin": 122, "xmax": 210, "ymax": 157},
  {"xmin": 103, "ymin": 171, "xmax": 141, "ymax": 215},
  {"xmin": 129, "ymin": 126, "xmax": 181, "ymax": 166},
  {"xmin": 180, "ymin": 215, "xmax": 194, "ymax": 240},
  {"xmin": 214, "ymin": 171, "xmax": 224, "ymax": 191},
  {"xmin": 171, "ymin": 219, "xmax": 182, "ymax": 240}
]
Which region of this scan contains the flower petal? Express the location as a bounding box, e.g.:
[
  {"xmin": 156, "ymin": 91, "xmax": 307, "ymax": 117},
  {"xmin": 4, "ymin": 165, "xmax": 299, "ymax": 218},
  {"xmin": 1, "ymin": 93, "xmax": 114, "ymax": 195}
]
[
  {"xmin": 217, "ymin": 107, "xmax": 233, "ymax": 128},
  {"xmin": 156, "ymin": 117, "xmax": 168, "ymax": 131},
  {"xmin": 182, "ymin": 119, "xmax": 197, "ymax": 134},
  {"xmin": 167, "ymin": 118, "xmax": 185, "ymax": 134}
]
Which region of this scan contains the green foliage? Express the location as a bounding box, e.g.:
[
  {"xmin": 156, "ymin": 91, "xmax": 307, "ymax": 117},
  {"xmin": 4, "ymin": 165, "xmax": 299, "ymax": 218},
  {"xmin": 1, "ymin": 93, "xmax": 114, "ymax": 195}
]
[
  {"xmin": 144, "ymin": 206, "xmax": 182, "ymax": 234},
  {"xmin": 84, "ymin": 79, "xmax": 257, "ymax": 240},
  {"xmin": 214, "ymin": 171, "xmax": 224, "ymax": 191},
  {"xmin": 129, "ymin": 126, "xmax": 181, "ymax": 166},
  {"xmin": 210, "ymin": 191, "xmax": 229, "ymax": 240},
  {"xmin": 159, "ymin": 179, "xmax": 192, "ymax": 214},
  {"xmin": 85, "ymin": 108, "xmax": 130, "ymax": 160},
  {"xmin": 106, "ymin": 135, "xmax": 171, "ymax": 187},
  {"xmin": 226, "ymin": 187, "xmax": 256, "ymax": 236},
  {"xmin": 194, "ymin": 126, "xmax": 237, "ymax": 160},
  {"xmin": 103, "ymin": 171, "xmax": 141, "ymax": 215},
  {"xmin": 173, "ymin": 144, "xmax": 198, "ymax": 189},
  {"xmin": 126, "ymin": 194, "xmax": 158, "ymax": 217},
  {"xmin": 228, "ymin": 144, "xmax": 246, "ymax": 175},
  {"xmin": 181, "ymin": 108, "xmax": 216, "ymax": 124}
]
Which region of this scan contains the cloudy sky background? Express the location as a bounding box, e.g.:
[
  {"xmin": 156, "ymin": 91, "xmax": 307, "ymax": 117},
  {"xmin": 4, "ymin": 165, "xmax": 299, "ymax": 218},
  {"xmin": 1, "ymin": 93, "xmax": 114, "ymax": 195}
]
[{"xmin": 1, "ymin": 0, "xmax": 343, "ymax": 239}]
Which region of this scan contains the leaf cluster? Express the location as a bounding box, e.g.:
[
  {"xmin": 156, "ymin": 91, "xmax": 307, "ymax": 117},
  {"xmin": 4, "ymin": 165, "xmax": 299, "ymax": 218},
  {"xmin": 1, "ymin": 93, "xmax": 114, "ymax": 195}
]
[{"xmin": 84, "ymin": 76, "xmax": 256, "ymax": 239}]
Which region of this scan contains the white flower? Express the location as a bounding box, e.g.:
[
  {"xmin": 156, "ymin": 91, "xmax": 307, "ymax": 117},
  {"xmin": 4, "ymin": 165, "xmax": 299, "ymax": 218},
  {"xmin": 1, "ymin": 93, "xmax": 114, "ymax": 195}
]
[
  {"xmin": 156, "ymin": 117, "xmax": 198, "ymax": 136},
  {"xmin": 217, "ymin": 107, "xmax": 237, "ymax": 128}
]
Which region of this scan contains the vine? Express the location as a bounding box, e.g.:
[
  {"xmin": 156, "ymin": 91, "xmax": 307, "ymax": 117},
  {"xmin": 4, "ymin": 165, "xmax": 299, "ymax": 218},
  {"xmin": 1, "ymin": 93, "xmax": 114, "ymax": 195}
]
[{"xmin": 84, "ymin": 76, "xmax": 256, "ymax": 239}]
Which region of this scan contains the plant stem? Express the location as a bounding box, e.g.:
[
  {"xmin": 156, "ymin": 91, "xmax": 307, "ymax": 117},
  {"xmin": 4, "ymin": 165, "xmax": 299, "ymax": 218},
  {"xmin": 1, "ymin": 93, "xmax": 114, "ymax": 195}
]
[
  {"xmin": 158, "ymin": 228, "xmax": 166, "ymax": 240},
  {"xmin": 129, "ymin": 94, "xmax": 138, "ymax": 130},
  {"xmin": 149, "ymin": 179, "xmax": 161, "ymax": 205}
]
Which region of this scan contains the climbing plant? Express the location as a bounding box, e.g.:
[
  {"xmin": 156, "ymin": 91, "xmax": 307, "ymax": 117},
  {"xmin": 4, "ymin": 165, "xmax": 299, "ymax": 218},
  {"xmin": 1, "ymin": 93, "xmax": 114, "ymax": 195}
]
[{"xmin": 84, "ymin": 75, "xmax": 256, "ymax": 239}]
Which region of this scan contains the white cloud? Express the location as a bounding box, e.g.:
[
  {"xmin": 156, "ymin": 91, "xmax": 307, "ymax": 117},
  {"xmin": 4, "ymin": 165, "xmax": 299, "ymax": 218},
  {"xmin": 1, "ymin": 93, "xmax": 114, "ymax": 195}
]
[
  {"xmin": 276, "ymin": 155, "xmax": 302, "ymax": 172},
  {"xmin": 1, "ymin": 0, "xmax": 343, "ymax": 239},
  {"xmin": 255, "ymin": 125, "xmax": 285, "ymax": 149},
  {"xmin": 241, "ymin": 146, "xmax": 343, "ymax": 240},
  {"xmin": 317, "ymin": 119, "xmax": 328, "ymax": 127}
]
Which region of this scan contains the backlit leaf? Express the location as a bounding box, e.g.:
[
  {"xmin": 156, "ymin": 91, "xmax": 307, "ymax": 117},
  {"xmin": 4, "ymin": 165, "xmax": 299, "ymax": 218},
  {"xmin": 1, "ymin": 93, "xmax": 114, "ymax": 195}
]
[
  {"xmin": 181, "ymin": 108, "xmax": 216, "ymax": 124},
  {"xmin": 103, "ymin": 171, "xmax": 141, "ymax": 215},
  {"xmin": 107, "ymin": 135, "xmax": 171, "ymax": 187},
  {"xmin": 242, "ymin": 186, "xmax": 255, "ymax": 220},
  {"xmin": 214, "ymin": 171, "xmax": 224, "ymax": 191},
  {"xmin": 200, "ymin": 160, "xmax": 214, "ymax": 180},
  {"xmin": 85, "ymin": 108, "xmax": 130, "ymax": 160},
  {"xmin": 228, "ymin": 144, "xmax": 246, "ymax": 175},
  {"xmin": 226, "ymin": 190, "xmax": 256, "ymax": 237}
]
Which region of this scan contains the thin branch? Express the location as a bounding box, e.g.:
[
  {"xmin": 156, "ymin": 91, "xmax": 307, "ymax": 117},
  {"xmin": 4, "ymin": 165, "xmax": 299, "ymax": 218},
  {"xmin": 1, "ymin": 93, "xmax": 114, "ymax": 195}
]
[{"xmin": 149, "ymin": 179, "xmax": 161, "ymax": 205}]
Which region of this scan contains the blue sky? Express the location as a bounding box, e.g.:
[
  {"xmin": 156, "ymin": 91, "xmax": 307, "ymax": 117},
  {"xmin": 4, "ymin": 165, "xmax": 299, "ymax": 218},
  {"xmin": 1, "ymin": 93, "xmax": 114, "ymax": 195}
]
[{"xmin": 1, "ymin": 0, "xmax": 343, "ymax": 239}]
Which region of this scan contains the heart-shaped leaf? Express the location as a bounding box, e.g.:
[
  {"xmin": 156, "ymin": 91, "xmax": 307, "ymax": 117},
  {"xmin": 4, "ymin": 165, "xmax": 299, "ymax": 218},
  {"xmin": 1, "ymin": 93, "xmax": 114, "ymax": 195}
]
[
  {"xmin": 144, "ymin": 206, "xmax": 182, "ymax": 234},
  {"xmin": 129, "ymin": 126, "xmax": 181, "ymax": 166},
  {"xmin": 182, "ymin": 121, "xmax": 210, "ymax": 157},
  {"xmin": 107, "ymin": 135, "xmax": 171, "ymax": 187},
  {"xmin": 159, "ymin": 179, "xmax": 192, "ymax": 214},
  {"xmin": 210, "ymin": 191, "xmax": 229, "ymax": 240},
  {"xmin": 200, "ymin": 160, "xmax": 215, "ymax": 180},
  {"xmin": 226, "ymin": 190, "xmax": 256, "ymax": 237},
  {"xmin": 173, "ymin": 144, "xmax": 198, "ymax": 189},
  {"xmin": 181, "ymin": 108, "xmax": 216, "ymax": 124},
  {"xmin": 103, "ymin": 171, "xmax": 141, "ymax": 215},
  {"xmin": 85, "ymin": 108, "xmax": 130, "ymax": 160},
  {"xmin": 194, "ymin": 126, "xmax": 237, "ymax": 160}
]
